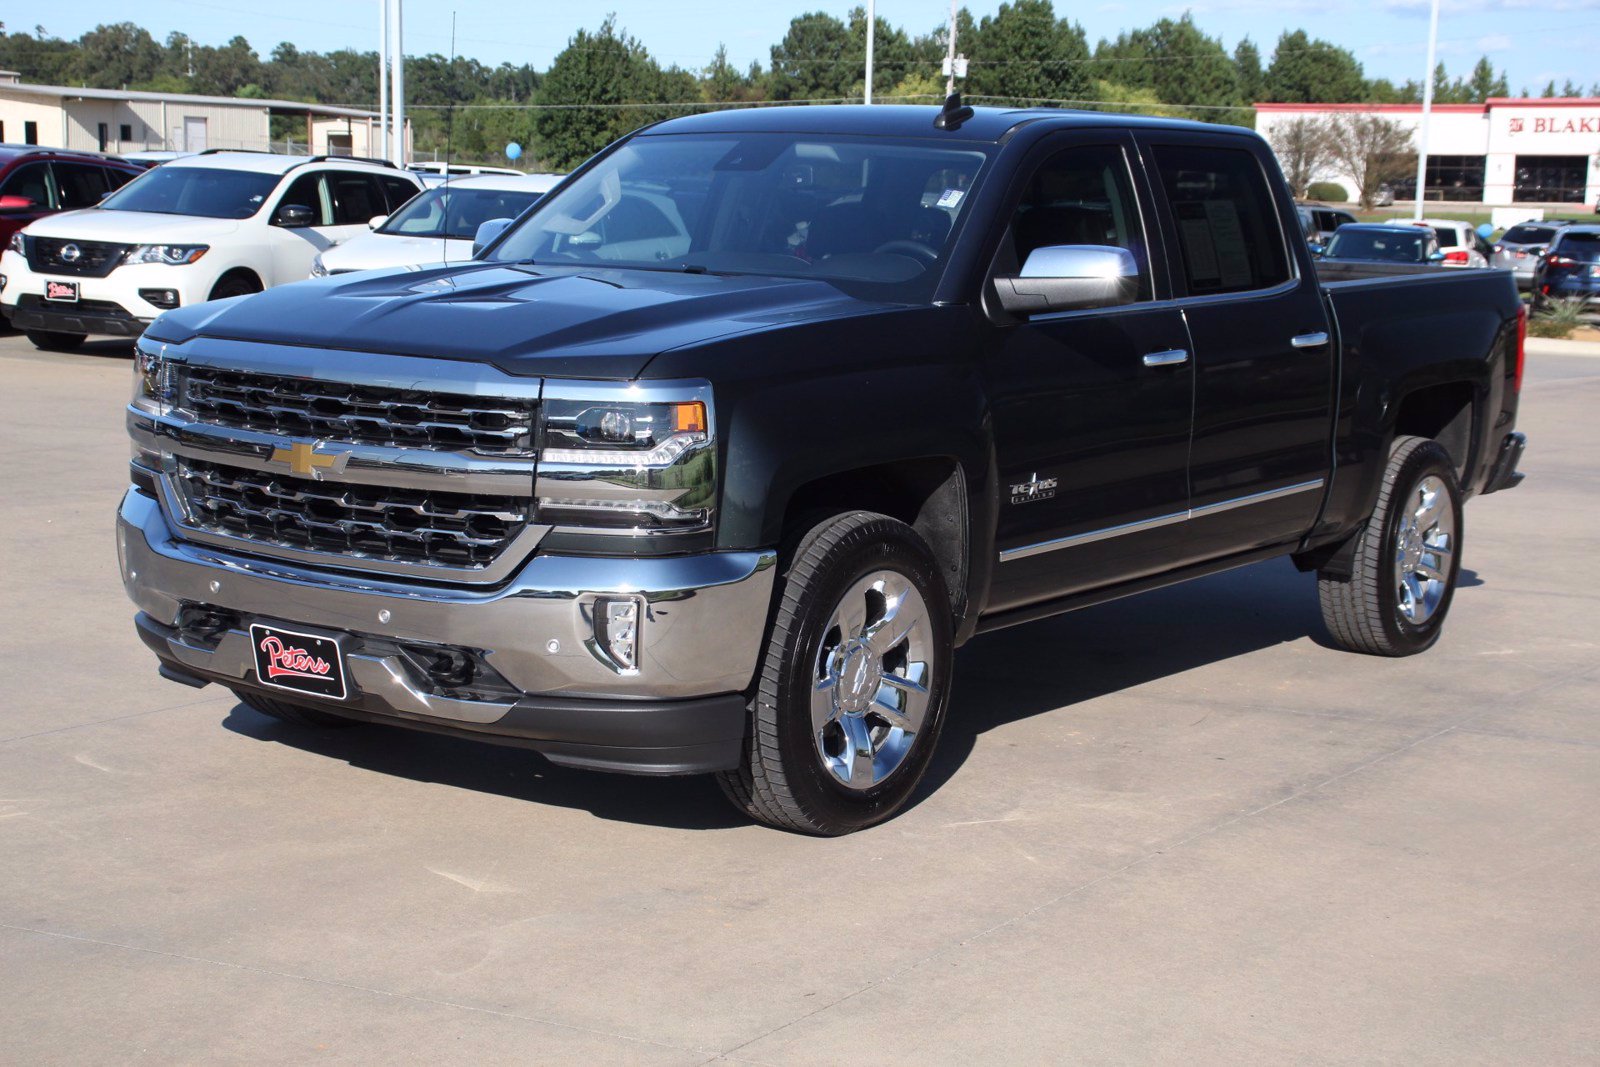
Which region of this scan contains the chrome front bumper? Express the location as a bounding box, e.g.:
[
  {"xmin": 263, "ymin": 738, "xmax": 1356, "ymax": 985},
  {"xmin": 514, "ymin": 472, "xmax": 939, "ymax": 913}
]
[{"xmin": 118, "ymin": 490, "xmax": 775, "ymax": 772}]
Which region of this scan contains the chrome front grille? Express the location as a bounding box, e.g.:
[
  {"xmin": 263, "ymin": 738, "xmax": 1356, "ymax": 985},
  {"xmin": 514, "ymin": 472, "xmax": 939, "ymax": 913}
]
[
  {"xmin": 173, "ymin": 458, "xmax": 530, "ymax": 570},
  {"xmin": 181, "ymin": 365, "xmax": 536, "ymax": 456}
]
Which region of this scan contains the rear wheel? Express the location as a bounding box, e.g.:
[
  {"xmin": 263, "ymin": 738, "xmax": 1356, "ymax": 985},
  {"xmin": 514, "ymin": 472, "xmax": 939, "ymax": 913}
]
[
  {"xmin": 716, "ymin": 511, "xmax": 953, "ymax": 835},
  {"xmin": 1318, "ymin": 435, "xmax": 1463, "ymax": 656},
  {"xmin": 230, "ymin": 687, "xmax": 361, "ymax": 729},
  {"xmin": 25, "ymin": 329, "xmax": 86, "ymax": 351}
]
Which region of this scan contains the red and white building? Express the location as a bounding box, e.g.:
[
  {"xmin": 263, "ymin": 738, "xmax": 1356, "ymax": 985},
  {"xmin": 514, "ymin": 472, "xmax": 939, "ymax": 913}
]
[{"xmin": 1255, "ymin": 98, "xmax": 1600, "ymax": 207}]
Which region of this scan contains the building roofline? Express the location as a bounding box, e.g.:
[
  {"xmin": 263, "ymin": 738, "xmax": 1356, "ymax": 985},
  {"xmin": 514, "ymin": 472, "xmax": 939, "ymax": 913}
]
[
  {"xmin": 1256, "ymin": 97, "xmax": 1600, "ymax": 114},
  {"xmin": 0, "ymin": 80, "xmax": 377, "ymax": 119}
]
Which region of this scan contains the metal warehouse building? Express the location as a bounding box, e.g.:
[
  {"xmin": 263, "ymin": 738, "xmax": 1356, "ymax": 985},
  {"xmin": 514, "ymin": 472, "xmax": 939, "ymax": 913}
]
[
  {"xmin": 1255, "ymin": 97, "xmax": 1600, "ymax": 207},
  {"xmin": 0, "ymin": 72, "xmax": 406, "ymax": 159}
]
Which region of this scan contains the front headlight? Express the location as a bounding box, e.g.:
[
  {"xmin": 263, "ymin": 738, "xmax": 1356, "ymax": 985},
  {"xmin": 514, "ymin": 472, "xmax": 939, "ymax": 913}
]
[
  {"xmin": 124, "ymin": 244, "xmax": 208, "ymax": 266},
  {"xmin": 131, "ymin": 339, "xmax": 178, "ymax": 415},
  {"xmin": 309, "ymin": 254, "xmax": 328, "ymax": 278},
  {"xmin": 536, "ymin": 382, "xmax": 716, "ymax": 536},
  {"xmin": 6, "ymin": 232, "xmax": 23, "ymax": 255}
]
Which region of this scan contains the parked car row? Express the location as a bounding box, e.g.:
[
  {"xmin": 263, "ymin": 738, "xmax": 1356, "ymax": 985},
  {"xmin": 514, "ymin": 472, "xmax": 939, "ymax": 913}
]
[{"xmin": 1, "ymin": 147, "xmax": 565, "ymax": 349}]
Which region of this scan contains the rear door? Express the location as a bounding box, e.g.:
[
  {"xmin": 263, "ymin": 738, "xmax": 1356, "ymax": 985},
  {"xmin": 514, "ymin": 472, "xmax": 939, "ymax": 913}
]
[
  {"xmin": 982, "ymin": 132, "xmax": 1195, "ymax": 612},
  {"xmin": 1136, "ymin": 132, "xmax": 1334, "ymax": 563}
]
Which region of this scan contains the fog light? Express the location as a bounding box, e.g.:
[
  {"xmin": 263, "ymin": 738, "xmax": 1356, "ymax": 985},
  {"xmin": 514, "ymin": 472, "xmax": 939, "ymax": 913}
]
[
  {"xmin": 591, "ymin": 596, "xmax": 642, "ymax": 673},
  {"xmin": 139, "ymin": 288, "xmax": 180, "ymax": 309}
]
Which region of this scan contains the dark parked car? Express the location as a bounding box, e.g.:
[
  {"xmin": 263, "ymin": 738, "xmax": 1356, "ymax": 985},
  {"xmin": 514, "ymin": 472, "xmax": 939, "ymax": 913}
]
[
  {"xmin": 1532, "ymin": 225, "xmax": 1600, "ymax": 309},
  {"xmin": 1492, "ymin": 220, "xmax": 1570, "ymax": 291},
  {"xmin": 1317, "ymin": 223, "xmax": 1441, "ymax": 264},
  {"xmin": 0, "ymin": 145, "xmax": 144, "ymax": 249},
  {"xmin": 119, "ymin": 103, "xmax": 1526, "ymax": 834}
]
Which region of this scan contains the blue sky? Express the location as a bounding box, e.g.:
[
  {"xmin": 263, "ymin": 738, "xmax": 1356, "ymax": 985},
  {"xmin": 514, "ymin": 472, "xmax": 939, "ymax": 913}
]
[{"xmin": 17, "ymin": 0, "xmax": 1600, "ymax": 98}]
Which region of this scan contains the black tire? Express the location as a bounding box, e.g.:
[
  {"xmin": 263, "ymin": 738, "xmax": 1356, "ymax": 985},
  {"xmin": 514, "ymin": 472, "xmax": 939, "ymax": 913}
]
[
  {"xmin": 715, "ymin": 511, "xmax": 954, "ymax": 835},
  {"xmin": 25, "ymin": 329, "xmax": 87, "ymax": 351},
  {"xmin": 209, "ymin": 274, "xmax": 262, "ymax": 301},
  {"xmin": 1318, "ymin": 435, "xmax": 1464, "ymax": 656},
  {"xmin": 230, "ymin": 687, "xmax": 361, "ymax": 729}
]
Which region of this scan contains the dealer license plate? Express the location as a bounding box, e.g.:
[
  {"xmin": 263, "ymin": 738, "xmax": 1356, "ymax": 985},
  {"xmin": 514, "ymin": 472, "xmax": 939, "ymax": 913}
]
[
  {"xmin": 44, "ymin": 280, "xmax": 79, "ymax": 303},
  {"xmin": 249, "ymin": 622, "xmax": 347, "ymax": 700}
]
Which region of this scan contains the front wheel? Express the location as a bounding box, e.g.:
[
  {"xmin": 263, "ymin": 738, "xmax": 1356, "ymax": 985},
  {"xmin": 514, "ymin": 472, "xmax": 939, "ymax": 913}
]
[
  {"xmin": 25, "ymin": 329, "xmax": 86, "ymax": 351},
  {"xmin": 716, "ymin": 511, "xmax": 953, "ymax": 835},
  {"xmin": 1318, "ymin": 435, "xmax": 1464, "ymax": 656}
]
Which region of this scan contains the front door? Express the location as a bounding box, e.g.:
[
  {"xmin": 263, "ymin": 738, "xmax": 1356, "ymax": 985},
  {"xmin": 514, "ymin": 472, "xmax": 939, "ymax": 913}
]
[
  {"xmin": 983, "ymin": 137, "xmax": 1195, "ymax": 614},
  {"xmin": 183, "ymin": 117, "xmax": 208, "ymax": 153},
  {"xmin": 1138, "ymin": 135, "xmax": 1334, "ymax": 563}
]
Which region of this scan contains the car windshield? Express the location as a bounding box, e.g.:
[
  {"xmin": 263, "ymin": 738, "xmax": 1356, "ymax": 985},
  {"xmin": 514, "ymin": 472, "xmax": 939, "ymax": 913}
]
[
  {"xmin": 379, "ymin": 185, "xmax": 543, "ymax": 239},
  {"xmin": 1553, "ymin": 232, "xmax": 1600, "ymax": 262},
  {"xmin": 486, "ymin": 132, "xmax": 992, "ymax": 301},
  {"xmin": 1325, "ymin": 229, "xmax": 1430, "ymax": 263},
  {"xmin": 98, "ymin": 166, "xmax": 280, "ymax": 219},
  {"xmin": 1503, "ymin": 224, "xmax": 1557, "ymax": 245}
]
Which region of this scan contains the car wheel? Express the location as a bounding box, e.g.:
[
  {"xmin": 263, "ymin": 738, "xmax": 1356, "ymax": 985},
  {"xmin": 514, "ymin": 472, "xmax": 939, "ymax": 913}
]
[
  {"xmin": 25, "ymin": 329, "xmax": 87, "ymax": 351},
  {"xmin": 208, "ymin": 274, "xmax": 262, "ymax": 301},
  {"xmin": 1318, "ymin": 435, "xmax": 1464, "ymax": 656},
  {"xmin": 715, "ymin": 511, "xmax": 953, "ymax": 835},
  {"xmin": 230, "ymin": 687, "xmax": 361, "ymax": 729}
]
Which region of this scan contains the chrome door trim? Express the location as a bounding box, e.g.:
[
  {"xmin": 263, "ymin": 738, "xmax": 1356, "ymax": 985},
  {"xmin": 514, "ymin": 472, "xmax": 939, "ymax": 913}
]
[{"xmin": 997, "ymin": 478, "xmax": 1325, "ymax": 563}]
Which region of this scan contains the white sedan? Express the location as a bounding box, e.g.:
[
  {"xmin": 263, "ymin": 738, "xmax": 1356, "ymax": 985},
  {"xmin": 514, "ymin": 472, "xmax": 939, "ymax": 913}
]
[{"xmin": 312, "ymin": 173, "xmax": 563, "ymax": 276}]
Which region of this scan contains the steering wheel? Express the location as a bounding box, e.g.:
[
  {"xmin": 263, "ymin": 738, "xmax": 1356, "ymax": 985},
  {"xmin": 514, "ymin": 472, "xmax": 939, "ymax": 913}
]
[{"xmin": 872, "ymin": 240, "xmax": 939, "ymax": 264}]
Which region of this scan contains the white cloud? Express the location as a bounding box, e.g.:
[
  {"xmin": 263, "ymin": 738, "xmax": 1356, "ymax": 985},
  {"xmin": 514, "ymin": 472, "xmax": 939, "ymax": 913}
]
[{"xmin": 1386, "ymin": 0, "xmax": 1600, "ymax": 15}]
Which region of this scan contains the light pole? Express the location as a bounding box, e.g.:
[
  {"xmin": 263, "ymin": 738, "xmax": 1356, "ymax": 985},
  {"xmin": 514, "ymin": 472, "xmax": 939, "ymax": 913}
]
[
  {"xmin": 864, "ymin": 0, "xmax": 875, "ymax": 104},
  {"xmin": 1413, "ymin": 0, "xmax": 1441, "ymax": 221},
  {"xmin": 390, "ymin": 0, "xmax": 406, "ymax": 166},
  {"xmin": 378, "ymin": 0, "xmax": 389, "ymax": 162}
]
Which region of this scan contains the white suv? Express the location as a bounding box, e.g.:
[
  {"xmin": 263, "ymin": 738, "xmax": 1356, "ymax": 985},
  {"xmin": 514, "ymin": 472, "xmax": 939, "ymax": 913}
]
[{"xmin": 0, "ymin": 151, "xmax": 421, "ymax": 350}]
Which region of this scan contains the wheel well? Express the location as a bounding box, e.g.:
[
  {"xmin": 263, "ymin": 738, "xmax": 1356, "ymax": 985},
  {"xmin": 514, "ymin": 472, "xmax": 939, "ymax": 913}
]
[
  {"xmin": 210, "ymin": 268, "xmax": 263, "ymax": 299},
  {"xmin": 780, "ymin": 459, "xmax": 969, "ymax": 618},
  {"xmin": 1393, "ymin": 382, "xmax": 1475, "ymax": 478}
]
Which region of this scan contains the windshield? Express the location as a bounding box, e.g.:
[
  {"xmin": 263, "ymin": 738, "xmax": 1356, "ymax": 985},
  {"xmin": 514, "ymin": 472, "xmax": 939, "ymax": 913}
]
[
  {"xmin": 1553, "ymin": 232, "xmax": 1600, "ymax": 262},
  {"xmin": 1503, "ymin": 224, "xmax": 1557, "ymax": 245},
  {"xmin": 99, "ymin": 166, "xmax": 280, "ymax": 219},
  {"xmin": 1326, "ymin": 229, "xmax": 1430, "ymax": 263},
  {"xmin": 487, "ymin": 132, "xmax": 991, "ymax": 301},
  {"xmin": 379, "ymin": 185, "xmax": 543, "ymax": 239}
]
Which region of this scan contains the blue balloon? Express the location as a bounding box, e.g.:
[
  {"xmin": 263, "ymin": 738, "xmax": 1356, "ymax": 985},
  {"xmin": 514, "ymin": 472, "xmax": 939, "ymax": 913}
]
[
  {"xmin": 1476, "ymin": 223, "xmax": 1494, "ymax": 239},
  {"xmin": 505, "ymin": 142, "xmax": 523, "ymax": 161}
]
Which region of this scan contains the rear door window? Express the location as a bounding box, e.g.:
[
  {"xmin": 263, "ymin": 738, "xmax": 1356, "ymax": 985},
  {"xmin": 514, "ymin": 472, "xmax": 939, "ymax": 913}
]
[
  {"xmin": 51, "ymin": 162, "xmax": 110, "ymax": 209},
  {"xmin": 380, "ymin": 175, "xmax": 420, "ymax": 213},
  {"xmin": 328, "ymin": 172, "xmax": 385, "ymax": 225},
  {"xmin": 1152, "ymin": 143, "xmax": 1291, "ymax": 296}
]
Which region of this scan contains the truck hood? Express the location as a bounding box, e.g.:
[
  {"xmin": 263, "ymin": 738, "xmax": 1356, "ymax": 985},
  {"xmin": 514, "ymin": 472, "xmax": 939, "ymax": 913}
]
[
  {"xmin": 23, "ymin": 209, "xmax": 241, "ymax": 243},
  {"xmin": 147, "ymin": 262, "xmax": 894, "ymax": 379}
]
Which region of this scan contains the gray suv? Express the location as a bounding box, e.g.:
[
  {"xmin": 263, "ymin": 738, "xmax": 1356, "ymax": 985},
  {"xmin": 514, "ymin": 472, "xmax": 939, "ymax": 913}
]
[{"xmin": 1493, "ymin": 221, "xmax": 1571, "ymax": 291}]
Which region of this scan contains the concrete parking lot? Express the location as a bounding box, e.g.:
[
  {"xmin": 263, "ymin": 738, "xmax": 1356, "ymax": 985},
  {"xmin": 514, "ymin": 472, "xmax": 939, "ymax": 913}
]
[{"xmin": 1, "ymin": 330, "xmax": 1596, "ymax": 1064}]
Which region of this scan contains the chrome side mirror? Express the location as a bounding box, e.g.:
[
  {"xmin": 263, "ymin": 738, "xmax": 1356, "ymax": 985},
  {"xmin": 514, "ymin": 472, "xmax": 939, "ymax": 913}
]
[
  {"xmin": 994, "ymin": 245, "xmax": 1139, "ymax": 315},
  {"xmin": 471, "ymin": 217, "xmax": 513, "ymax": 257}
]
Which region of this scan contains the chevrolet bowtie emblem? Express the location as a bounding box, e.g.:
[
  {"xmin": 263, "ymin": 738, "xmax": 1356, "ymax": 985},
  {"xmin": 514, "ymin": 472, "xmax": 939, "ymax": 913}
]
[{"xmin": 269, "ymin": 441, "xmax": 351, "ymax": 479}]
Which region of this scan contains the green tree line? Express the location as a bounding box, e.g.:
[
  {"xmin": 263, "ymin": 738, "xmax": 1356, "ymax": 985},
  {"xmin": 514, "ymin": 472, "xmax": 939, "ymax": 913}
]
[{"xmin": 2, "ymin": 8, "xmax": 1588, "ymax": 171}]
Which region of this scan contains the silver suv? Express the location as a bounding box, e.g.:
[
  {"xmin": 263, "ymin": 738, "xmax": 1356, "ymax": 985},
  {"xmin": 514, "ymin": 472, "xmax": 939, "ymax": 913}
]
[{"xmin": 1493, "ymin": 221, "xmax": 1571, "ymax": 291}]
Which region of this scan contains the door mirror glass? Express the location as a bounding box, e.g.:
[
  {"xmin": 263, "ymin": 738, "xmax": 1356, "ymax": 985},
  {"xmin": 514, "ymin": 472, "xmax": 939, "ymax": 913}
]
[
  {"xmin": 0, "ymin": 194, "xmax": 39, "ymax": 212},
  {"xmin": 1307, "ymin": 241, "xmax": 1325, "ymax": 257},
  {"xmin": 994, "ymin": 245, "xmax": 1139, "ymax": 315},
  {"xmin": 1428, "ymin": 250, "xmax": 1445, "ymax": 262},
  {"xmin": 472, "ymin": 216, "xmax": 513, "ymax": 256},
  {"xmin": 273, "ymin": 203, "xmax": 316, "ymax": 228}
]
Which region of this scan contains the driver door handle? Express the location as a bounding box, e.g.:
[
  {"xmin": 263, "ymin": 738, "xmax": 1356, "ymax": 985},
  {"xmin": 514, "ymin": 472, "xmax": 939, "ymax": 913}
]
[
  {"xmin": 1142, "ymin": 349, "xmax": 1189, "ymax": 368},
  {"xmin": 1291, "ymin": 331, "xmax": 1330, "ymax": 349}
]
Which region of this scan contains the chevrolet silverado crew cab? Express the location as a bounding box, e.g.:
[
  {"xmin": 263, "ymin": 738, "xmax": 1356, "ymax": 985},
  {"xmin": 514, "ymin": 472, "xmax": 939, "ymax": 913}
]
[
  {"xmin": 119, "ymin": 102, "xmax": 1527, "ymax": 835},
  {"xmin": 2, "ymin": 150, "xmax": 420, "ymax": 350}
]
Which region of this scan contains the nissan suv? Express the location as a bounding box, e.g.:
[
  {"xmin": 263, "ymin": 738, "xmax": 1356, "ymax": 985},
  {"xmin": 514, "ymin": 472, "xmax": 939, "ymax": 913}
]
[{"xmin": 1, "ymin": 150, "xmax": 421, "ymax": 350}]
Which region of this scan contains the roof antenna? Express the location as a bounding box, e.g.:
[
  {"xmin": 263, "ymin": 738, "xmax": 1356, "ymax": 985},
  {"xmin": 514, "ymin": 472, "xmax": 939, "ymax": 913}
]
[{"xmin": 934, "ymin": 91, "xmax": 973, "ymax": 131}]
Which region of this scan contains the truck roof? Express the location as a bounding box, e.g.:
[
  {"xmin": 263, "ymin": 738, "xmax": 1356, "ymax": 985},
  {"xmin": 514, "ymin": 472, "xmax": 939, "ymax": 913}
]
[{"xmin": 643, "ymin": 104, "xmax": 1246, "ymax": 143}]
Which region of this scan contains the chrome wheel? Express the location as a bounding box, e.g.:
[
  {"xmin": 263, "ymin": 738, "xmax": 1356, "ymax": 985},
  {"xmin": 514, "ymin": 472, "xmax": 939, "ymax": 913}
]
[
  {"xmin": 1394, "ymin": 473, "xmax": 1456, "ymax": 625},
  {"xmin": 810, "ymin": 570, "xmax": 934, "ymax": 791}
]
